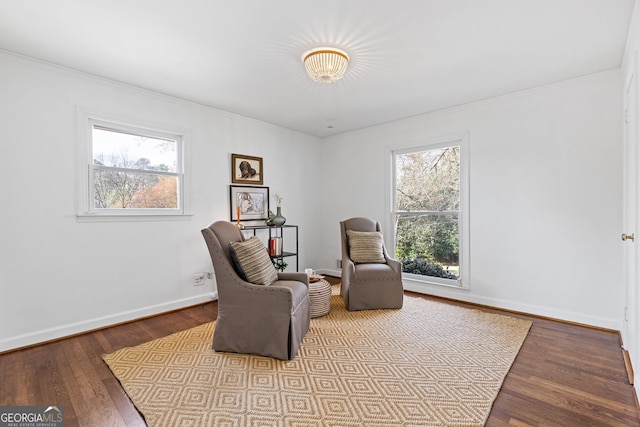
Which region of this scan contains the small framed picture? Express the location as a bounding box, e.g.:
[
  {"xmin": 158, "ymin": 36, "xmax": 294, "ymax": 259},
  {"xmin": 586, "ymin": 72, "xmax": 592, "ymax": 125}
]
[
  {"xmin": 230, "ymin": 185, "xmax": 269, "ymax": 222},
  {"xmin": 231, "ymin": 153, "xmax": 263, "ymax": 185}
]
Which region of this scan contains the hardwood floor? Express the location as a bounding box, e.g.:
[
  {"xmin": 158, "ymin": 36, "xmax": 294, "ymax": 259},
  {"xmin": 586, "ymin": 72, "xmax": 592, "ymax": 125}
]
[{"xmin": 1, "ymin": 277, "xmax": 638, "ymax": 427}]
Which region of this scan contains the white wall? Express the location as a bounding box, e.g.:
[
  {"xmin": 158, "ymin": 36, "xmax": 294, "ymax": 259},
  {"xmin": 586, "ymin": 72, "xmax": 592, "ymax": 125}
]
[
  {"xmin": 320, "ymin": 70, "xmax": 623, "ymax": 330},
  {"xmin": 0, "ymin": 48, "xmax": 626, "ymax": 352},
  {"xmin": 0, "ymin": 51, "xmax": 322, "ymax": 352}
]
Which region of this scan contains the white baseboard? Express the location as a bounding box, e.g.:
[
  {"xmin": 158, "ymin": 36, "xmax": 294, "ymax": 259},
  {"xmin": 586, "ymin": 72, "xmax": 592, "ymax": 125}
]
[
  {"xmin": 319, "ymin": 269, "xmax": 620, "ymax": 331},
  {"xmin": 16, "ymin": 270, "xmax": 617, "ymax": 354},
  {"xmin": 403, "ymin": 280, "xmax": 621, "ymax": 331},
  {"xmin": 0, "ymin": 292, "xmax": 217, "ymax": 353},
  {"xmin": 318, "ymin": 268, "xmax": 341, "ymax": 277}
]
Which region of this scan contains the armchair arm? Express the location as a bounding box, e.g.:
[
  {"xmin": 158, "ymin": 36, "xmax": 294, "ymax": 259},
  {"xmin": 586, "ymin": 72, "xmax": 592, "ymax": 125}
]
[
  {"xmin": 342, "ymin": 257, "xmax": 355, "ymax": 287},
  {"xmin": 277, "ymin": 271, "xmax": 309, "ymax": 286},
  {"xmin": 385, "ymin": 256, "xmax": 402, "ymax": 275},
  {"xmin": 225, "ymin": 277, "xmax": 291, "ymax": 305},
  {"xmin": 219, "ymin": 262, "xmax": 299, "ymax": 309},
  {"xmin": 383, "ymin": 245, "xmax": 402, "ymax": 275}
]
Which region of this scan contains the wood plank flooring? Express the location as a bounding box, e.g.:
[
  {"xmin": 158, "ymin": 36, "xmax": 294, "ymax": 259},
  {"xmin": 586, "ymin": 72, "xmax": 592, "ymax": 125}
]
[{"xmin": 1, "ymin": 277, "xmax": 638, "ymax": 426}]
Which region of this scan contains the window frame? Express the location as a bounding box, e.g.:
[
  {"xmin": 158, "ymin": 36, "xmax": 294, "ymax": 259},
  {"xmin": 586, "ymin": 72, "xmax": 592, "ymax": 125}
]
[
  {"xmin": 388, "ymin": 133, "xmax": 470, "ymax": 289},
  {"xmin": 76, "ymin": 110, "xmax": 190, "ymax": 220}
]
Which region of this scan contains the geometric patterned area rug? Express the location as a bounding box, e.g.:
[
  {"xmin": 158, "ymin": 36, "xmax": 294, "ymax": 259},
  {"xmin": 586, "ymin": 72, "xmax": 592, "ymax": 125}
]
[{"xmin": 103, "ymin": 285, "xmax": 531, "ymax": 427}]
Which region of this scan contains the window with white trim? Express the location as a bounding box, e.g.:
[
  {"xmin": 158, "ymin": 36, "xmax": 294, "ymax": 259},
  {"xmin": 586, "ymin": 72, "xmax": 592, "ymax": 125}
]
[
  {"xmin": 85, "ymin": 119, "xmax": 184, "ymax": 215},
  {"xmin": 391, "ymin": 136, "xmax": 469, "ymax": 287}
]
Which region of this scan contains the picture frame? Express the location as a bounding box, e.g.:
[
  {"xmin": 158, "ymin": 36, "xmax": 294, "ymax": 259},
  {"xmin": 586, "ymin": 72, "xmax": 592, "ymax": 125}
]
[
  {"xmin": 231, "ymin": 153, "xmax": 263, "ymax": 185},
  {"xmin": 230, "ymin": 185, "xmax": 269, "ymax": 222}
]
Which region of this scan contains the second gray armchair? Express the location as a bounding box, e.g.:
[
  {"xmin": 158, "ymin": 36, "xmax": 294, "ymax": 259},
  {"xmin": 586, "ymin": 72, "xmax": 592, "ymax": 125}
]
[{"xmin": 340, "ymin": 217, "xmax": 404, "ymax": 311}]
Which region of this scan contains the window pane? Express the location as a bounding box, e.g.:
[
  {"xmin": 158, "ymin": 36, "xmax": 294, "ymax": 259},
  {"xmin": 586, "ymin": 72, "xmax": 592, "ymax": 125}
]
[
  {"xmin": 94, "ymin": 170, "xmax": 178, "ymax": 209},
  {"xmin": 395, "ymin": 214, "xmax": 459, "ymax": 279},
  {"xmin": 393, "ymin": 139, "xmax": 466, "ymax": 285},
  {"xmin": 396, "ymin": 146, "xmax": 459, "ymax": 212},
  {"xmin": 92, "ymin": 126, "xmax": 177, "ymax": 172}
]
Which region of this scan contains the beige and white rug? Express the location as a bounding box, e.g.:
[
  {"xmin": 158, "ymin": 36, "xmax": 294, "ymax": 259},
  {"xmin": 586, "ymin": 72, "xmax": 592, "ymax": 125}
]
[{"xmin": 103, "ymin": 286, "xmax": 531, "ymax": 427}]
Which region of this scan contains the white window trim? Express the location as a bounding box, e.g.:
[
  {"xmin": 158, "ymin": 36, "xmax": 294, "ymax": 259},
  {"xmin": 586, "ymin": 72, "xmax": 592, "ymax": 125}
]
[
  {"xmin": 386, "ymin": 132, "xmax": 470, "ymax": 289},
  {"xmin": 76, "ymin": 108, "xmax": 192, "ymax": 221}
]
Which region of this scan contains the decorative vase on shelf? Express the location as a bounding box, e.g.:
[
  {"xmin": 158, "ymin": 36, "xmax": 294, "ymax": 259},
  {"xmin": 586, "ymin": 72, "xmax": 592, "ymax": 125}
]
[
  {"xmin": 265, "ymin": 211, "xmax": 276, "ymax": 226},
  {"xmin": 272, "ymin": 206, "xmax": 286, "ymax": 226}
]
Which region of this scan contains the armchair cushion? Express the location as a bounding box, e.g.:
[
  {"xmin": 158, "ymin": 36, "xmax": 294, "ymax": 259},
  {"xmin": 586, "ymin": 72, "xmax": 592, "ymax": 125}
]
[
  {"xmin": 229, "ymin": 237, "xmax": 278, "ymax": 285},
  {"xmin": 347, "ymin": 230, "xmax": 386, "ymax": 263}
]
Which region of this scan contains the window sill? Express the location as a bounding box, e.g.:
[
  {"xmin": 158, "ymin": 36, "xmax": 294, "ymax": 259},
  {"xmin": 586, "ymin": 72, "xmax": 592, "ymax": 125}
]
[
  {"xmin": 76, "ymin": 212, "xmax": 193, "ymax": 222},
  {"xmin": 402, "ymin": 273, "xmax": 468, "ymax": 290}
]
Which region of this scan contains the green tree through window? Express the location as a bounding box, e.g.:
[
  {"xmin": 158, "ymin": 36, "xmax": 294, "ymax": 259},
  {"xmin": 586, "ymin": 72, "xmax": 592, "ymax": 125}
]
[{"xmin": 394, "ymin": 144, "xmax": 461, "ymax": 281}]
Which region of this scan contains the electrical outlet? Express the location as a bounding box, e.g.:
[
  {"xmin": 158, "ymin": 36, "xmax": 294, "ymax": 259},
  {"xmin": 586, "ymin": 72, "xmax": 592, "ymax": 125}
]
[{"xmin": 193, "ymin": 273, "xmax": 205, "ymax": 286}]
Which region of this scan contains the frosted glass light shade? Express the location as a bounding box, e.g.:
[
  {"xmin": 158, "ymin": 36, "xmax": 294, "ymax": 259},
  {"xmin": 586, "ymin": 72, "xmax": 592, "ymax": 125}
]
[{"xmin": 302, "ymin": 47, "xmax": 349, "ymax": 83}]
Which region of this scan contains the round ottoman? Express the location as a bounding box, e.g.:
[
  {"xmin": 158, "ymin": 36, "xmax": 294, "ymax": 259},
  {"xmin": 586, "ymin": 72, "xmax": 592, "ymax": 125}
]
[{"xmin": 308, "ymin": 278, "xmax": 331, "ymax": 318}]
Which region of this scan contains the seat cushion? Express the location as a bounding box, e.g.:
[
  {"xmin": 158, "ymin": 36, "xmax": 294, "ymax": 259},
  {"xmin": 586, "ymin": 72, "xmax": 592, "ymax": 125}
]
[
  {"xmin": 229, "ymin": 237, "xmax": 278, "ymax": 285},
  {"xmin": 347, "ymin": 230, "xmax": 386, "ymax": 263},
  {"xmin": 353, "ymin": 262, "xmax": 397, "ymax": 280}
]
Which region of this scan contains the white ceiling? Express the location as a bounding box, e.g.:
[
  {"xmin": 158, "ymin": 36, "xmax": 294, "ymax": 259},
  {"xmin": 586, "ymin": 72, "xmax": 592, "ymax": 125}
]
[{"xmin": 0, "ymin": 0, "xmax": 635, "ymax": 137}]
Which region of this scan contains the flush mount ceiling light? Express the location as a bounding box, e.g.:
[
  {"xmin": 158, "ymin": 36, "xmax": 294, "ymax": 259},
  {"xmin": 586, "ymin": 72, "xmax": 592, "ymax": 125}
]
[{"xmin": 301, "ymin": 47, "xmax": 349, "ymax": 83}]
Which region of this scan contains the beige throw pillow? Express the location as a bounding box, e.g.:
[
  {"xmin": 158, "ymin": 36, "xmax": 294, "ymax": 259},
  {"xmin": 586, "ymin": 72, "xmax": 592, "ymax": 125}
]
[
  {"xmin": 229, "ymin": 237, "xmax": 278, "ymax": 285},
  {"xmin": 347, "ymin": 230, "xmax": 386, "ymax": 264}
]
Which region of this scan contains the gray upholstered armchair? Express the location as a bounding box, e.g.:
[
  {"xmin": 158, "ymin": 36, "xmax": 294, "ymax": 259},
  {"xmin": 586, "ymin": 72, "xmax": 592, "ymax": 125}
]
[
  {"xmin": 201, "ymin": 221, "xmax": 310, "ymax": 360},
  {"xmin": 340, "ymin": 217, "xmax": 403, "ymax": 311}
]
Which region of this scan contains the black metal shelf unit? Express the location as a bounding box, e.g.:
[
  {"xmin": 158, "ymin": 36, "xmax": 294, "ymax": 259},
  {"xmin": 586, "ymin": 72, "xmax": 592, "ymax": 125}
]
[{"xmin": 243, "ymin": 224, "xmax": 299, "ymax": 271}]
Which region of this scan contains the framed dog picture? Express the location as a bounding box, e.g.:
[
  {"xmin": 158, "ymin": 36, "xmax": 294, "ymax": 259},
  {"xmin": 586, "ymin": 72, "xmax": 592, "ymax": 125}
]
[
  {"xmin": 230, "ymin": 185, "xmax": 269, "ymax": 222},
  {"xmin": 231, "ymin": 153, "xmax": 263, "ymax": 185}
]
